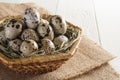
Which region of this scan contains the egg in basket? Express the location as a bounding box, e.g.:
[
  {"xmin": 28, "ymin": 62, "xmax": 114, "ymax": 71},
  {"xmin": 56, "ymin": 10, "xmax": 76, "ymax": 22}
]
[{"xmin": 0, "ymin": 8, "xmax": 82, "ymax": 74}]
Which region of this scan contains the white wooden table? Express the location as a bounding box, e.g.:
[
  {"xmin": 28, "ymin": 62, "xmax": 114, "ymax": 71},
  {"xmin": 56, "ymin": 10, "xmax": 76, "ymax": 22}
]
[{"xmin": 0, "ymin": 0, "xmax": 120, "ymax": 73}]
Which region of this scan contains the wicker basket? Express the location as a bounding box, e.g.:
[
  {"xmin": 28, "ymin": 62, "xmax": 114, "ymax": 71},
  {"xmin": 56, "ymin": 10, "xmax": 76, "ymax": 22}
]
[{"xmin": 0, "ymin": 14, "xmax": 82, "ymax": 74}]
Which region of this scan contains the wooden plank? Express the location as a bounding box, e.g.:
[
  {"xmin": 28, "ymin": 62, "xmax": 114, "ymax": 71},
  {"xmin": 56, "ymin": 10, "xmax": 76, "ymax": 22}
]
[
  {"xmin": 93, "ymin": 0, "xmax": 120, "ymax": 73},
  {"xmin": 0, "ymin": 0, "xmax": 22, "ymax": 3},
  {"xmin": 56, "ymin": 0, "xmax": 101, "ymax": 44},
  {"xmin": 22, "ymin": 0, "xmax": 58, "ymax": 14}
]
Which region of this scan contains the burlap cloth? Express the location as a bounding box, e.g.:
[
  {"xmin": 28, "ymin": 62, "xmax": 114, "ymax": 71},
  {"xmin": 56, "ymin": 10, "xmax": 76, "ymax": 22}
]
[{"xmin": 0, "ymin": 3, "xmax": 119, "ymax": 80}]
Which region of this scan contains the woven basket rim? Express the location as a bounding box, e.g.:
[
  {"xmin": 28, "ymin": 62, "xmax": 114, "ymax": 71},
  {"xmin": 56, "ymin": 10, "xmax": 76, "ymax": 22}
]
[{"xmin": 0, "ymin": 15, "xmax": 83, "ymax": 66}]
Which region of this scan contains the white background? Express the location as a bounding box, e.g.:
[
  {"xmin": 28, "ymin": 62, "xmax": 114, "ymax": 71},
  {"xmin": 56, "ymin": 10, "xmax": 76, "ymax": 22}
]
[{"xmin": 0, "ymin": 0, "xmax": 120, "ymax": 73}]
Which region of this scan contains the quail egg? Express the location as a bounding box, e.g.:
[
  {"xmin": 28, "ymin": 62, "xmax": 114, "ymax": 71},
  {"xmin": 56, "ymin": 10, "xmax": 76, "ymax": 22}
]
[
  {"xmin": 9, "ymin": 39, "xmax": 22, "ymax": 52},
  {"xmin": 23, "ymin": 8, "xmax": 40, "ymax": 29},
  {"xmin": 50, "ymin": 15, "xmax": 67, "ymax": 35},
  {"xmin": 21, "ymin": 29, "xmax": 39, "ymax": 41},
  {"xmin": 5, "ymin": 19, "xmax": 23, "ymax": 40},
  {"xmin": 53, "ymin": 35, "xmax": 68, "ymax": 49},
  {"xmin": 41, "ymin": 39, "xmax": 55, "ymax": 54},
  {"xmin": 20, "ymin": 40, "xmax": 38, "ymax": 56},
  {"xmin": 0, "ymin": 30, "xmax": 7, "ymax": 43},
  {"xmin": 37, "ymin": 19, "xmax": 54, "ymax": 40}
]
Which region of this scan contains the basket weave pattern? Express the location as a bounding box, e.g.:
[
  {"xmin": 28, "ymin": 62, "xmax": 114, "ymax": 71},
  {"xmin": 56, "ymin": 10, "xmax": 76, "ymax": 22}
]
[{"xmin": 8, "ymin": 59, "xmax": 67, "ymax": 74}]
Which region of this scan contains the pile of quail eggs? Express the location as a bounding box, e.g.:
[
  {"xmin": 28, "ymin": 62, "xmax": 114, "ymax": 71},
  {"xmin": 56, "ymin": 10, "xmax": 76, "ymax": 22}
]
[{"xmin": 0, "ymin": 8, "xmax": 70, "ymax": 57}]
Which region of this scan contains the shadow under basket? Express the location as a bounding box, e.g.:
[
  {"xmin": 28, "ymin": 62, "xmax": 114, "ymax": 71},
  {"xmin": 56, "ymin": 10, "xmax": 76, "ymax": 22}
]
[{"xmin": 0, "ymin": 14, "xmax": 83, "ymax": 74}]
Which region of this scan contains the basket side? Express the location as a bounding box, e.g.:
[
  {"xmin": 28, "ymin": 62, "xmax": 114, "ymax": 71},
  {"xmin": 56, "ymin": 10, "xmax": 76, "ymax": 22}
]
[{"xmin": 8, "ymin": 58, "xmax": 68, "ymax": 74}]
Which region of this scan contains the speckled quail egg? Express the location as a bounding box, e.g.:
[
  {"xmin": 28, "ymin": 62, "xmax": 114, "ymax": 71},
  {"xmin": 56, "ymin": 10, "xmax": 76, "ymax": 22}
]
[
  {"xmin": 5, "ymin": 19, "xmax": 23, "ymax": 40},
  {"xmin": 20, "ymin": 40, "xmax": 38, "ymax": 56},
  {"xmin": 53, "ymin": 35, "xmax": 68, "ymax": 49},
  {"xmin": 41, "ymin": 39, "xmax": 55, "ymax": 54},
  {"xmin": 0, "ymin": 30, "xmax": 7, "ymax": 43},
  {"xmin": 37, "ymin": 19, "xmax": 54, "ymax": 40},
  {"xmin": 50, "ymin": 15, "xmax": 67, "ymax": 35},
  {"xmin": 23, "ymin": 8, "xmax": 40, "ymax": 29},
  {"xmin": 9, "ymin": 39, "xmax": 22, "ymax": 52},
  {"xmin": 21, "ymin": 29, "xmax": 39, "ymax": 41}
]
